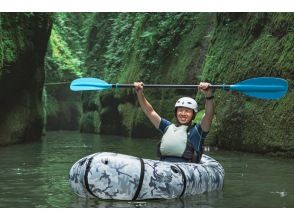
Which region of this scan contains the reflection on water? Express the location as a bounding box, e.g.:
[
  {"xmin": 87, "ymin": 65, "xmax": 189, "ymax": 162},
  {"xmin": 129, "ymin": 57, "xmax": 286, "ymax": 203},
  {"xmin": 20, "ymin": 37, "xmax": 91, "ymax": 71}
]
[
  {"xmin": 0, "ymin": 131, "xmax": 294, "ymax": 208},
  {"xmin": 70, "ymin": 191, "xmax": 224, "ymax": 208}
]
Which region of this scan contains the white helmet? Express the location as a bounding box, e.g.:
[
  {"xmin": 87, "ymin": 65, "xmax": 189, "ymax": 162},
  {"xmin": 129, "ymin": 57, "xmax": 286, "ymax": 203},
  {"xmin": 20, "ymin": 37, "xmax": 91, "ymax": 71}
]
[{"xmin": 175, "ymin": 97, "xmax": 198, "ymax": 113}]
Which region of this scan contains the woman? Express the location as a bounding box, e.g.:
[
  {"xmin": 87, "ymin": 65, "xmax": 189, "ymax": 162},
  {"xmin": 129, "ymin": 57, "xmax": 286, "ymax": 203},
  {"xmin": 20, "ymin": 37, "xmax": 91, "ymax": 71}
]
[{"xmin": 134, "ymin": 82, "xmax": 214, "ymax": 163}]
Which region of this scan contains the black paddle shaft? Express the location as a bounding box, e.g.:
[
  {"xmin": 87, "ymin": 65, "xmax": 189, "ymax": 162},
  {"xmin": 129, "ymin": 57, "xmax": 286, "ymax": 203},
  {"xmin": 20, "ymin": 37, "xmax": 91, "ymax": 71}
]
[{"xmin": 114, "ymin": 84, "xmax": 231, "ymax": 90}]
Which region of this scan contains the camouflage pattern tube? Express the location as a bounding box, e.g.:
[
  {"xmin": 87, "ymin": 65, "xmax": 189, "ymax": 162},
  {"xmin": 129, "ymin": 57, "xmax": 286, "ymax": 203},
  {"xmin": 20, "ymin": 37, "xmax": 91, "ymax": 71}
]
[{"xmin": 69, "ymin": 152, "xmax": 225, "ymax": 200}]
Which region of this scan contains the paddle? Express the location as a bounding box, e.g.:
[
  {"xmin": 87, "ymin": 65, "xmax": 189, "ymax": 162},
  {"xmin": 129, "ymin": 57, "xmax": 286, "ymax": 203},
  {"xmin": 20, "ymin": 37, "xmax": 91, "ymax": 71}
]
[{"xmin": 70, "ymin": 77, "xmax": 288, "ymax": 100}]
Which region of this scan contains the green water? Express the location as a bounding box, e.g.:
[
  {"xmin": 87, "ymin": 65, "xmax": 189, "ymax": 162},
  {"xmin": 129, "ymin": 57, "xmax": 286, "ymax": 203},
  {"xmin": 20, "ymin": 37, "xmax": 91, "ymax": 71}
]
[{"xmin": 0, "ymin": 131, "xmax": 293, "ymax": 208}]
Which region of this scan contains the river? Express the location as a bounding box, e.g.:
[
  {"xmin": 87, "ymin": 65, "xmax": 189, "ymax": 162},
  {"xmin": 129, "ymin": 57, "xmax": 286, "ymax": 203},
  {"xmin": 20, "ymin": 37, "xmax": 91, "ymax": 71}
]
[{"xmin": 0, "ymin": 131, "xmax": 293, "ymax": 208}]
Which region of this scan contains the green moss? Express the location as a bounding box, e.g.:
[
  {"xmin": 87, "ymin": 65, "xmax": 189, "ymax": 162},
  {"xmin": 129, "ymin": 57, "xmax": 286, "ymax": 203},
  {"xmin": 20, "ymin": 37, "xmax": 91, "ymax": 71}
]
[
  {"xmin": 118, "ymin": 103, "xmax": 137, "ymax": 136},
  {"xmin": 194, "ymin": 110, "xmax": 204, "ymax": 124},
  {"xmin": 200, "ymin": 13, "xmax": 294, "ymax": 152},
  {"xmin": 80, "ymin": 111, "xmax": 100, "ymax": 133},
  {"xmin": 1, "ymin": 38, "xmax": 17, "ymax": 63},
  {"xmin": 118, "ymin": 52, "xmax": 142, "ymax": 83},
  {"xmin": 46, "ymin": 94, "xmax": 59, "ymax": 117},
  {"xmin": 0, "ymin": 13, "xmax": 52, "ymax": 145},
  {"xmin": 0, "ymin": 17, "xmax": 26, "ymax": 67},
  {"xmin": 48, "ymin": 28, "xmax": 83, "ymax": 78}
]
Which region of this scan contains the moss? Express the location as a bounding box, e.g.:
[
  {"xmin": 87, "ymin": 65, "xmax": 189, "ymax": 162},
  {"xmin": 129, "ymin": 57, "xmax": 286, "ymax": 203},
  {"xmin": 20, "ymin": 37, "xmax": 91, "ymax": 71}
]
[
  {"xmin": 80, "ymin": 111, "xmax": 100, "ymax": 133},
  {"xmin": 1, "ymin": 38, "xmax": 17, "ymax": 63},
  {"xmin": 118, "ymin": 103, "xmax": 137, "ymax": 136},
  {"xmin": 81, "ymin": 13, "xmax": 216, "ymax": 138},
  {"xmin": 0, "ymin": 14, "xmax": 27, "ymax": 69},
  {"xmin": 47, "ymin": 27, "xmax": 83, "ymax": 78},
  {"xmin": 0, "ymin": 13, "xmax": 52, "ymax": 146},
  {"xmin": 194, "ymin": 110, "xmax": 204, "ymax": 123},
  {"xmin": 200, "ymin": 12, "xmax": 294, "ymax": 153},
  {"xmin": 45, "ymin": 94, "xmax": 59, "ymax": 117},
  {"xmin": 118, "ymin": 52, "xmax": 142, "ymax": 83}
]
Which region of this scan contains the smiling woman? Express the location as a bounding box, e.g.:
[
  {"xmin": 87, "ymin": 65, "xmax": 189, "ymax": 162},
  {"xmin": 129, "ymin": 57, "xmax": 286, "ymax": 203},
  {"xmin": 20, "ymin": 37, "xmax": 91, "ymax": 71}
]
[
  {"xmin": 175, "ymin": 97, "xmax": 197, "ymax": 125},
  {"xmin": 133, "ymin": 81, "xmax": 215, "ymax": 163},
  {"xmin": 176, "ymin": 107, "xmax": 194, "ymax": 124}
]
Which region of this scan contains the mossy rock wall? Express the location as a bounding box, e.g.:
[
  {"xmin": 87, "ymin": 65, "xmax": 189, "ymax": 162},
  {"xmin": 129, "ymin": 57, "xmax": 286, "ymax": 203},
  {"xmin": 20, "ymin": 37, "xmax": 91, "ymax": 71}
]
[
  {"xmin": 44, "ymin": 86, "xmax": 81, "ymax": 131},
  {"xmin": 0, "ymin": 13, "xmax": 52, "ymax": 146},
  {"xmin": 200, "ymin": 13, "xmax": 294, "ymax": 155},
  {"xmin": 44, "ymin": 14, "xmax": 85, "ymax": 131},
  {"xmin": 81, "ymin": 13, "xmax": 215, "ymax": 138}
]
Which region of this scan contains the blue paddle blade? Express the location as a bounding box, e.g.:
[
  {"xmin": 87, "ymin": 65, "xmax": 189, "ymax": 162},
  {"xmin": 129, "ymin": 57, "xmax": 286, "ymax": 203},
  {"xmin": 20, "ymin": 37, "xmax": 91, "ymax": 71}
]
[
  {"xmin": 70, "ymin": 78, "xmax": 112, "ymax": 91},
  {"xmin": 230, "ymin": 77, "xmax": 288, "ymax": 100}
]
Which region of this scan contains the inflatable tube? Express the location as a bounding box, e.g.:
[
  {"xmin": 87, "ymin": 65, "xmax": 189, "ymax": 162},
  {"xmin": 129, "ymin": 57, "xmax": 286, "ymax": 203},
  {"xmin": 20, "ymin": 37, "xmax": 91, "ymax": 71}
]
[{"xmin": 69, "ymin": 152, "xmax": 224, "ymax": 200}]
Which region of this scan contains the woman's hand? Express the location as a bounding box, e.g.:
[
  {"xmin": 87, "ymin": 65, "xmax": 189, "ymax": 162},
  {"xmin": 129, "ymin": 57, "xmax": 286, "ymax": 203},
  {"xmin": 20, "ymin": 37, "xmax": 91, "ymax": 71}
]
[
  {"xmin": 134, "ymin": 82, "xmax": 144, "ymax": 93},
  {"xmin": 198, "ymin": 82, "xmax": 213, "ymax": 97}
]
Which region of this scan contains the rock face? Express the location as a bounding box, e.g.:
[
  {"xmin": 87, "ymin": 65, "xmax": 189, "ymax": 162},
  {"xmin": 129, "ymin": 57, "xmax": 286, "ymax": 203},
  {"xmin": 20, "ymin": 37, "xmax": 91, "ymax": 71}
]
[
  {"xmin": 0, "ymin": 13, "xmax": 52, "ymax": 146},
  {"xmin": 81, "ymin": 13, "xmax": 215, "ymax": 138},
  {"xmin": 43, "ymin": 13, "xmax": 84, "ymax": 132},
  {"xmin": 44, "ymin": 85, "xmax": 81, "ymax": 131},
  {"xmin": 201, "ymin": 13, "xmax": 294, "ymax": 156}
]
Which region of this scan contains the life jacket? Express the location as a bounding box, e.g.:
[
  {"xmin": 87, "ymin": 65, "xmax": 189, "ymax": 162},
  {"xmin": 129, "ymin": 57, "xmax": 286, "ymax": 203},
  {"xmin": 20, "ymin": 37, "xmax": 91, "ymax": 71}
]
[{"xmin": 157, "ymin": 123, "xmax": 201, "ymax": 163}]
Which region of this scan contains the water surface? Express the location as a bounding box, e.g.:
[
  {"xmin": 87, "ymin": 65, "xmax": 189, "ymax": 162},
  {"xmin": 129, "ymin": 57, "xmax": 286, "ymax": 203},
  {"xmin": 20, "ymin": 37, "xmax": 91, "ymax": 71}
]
[{"xmin": 0, "ymin": 131, "xmax": 293, "ymax": 208}]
